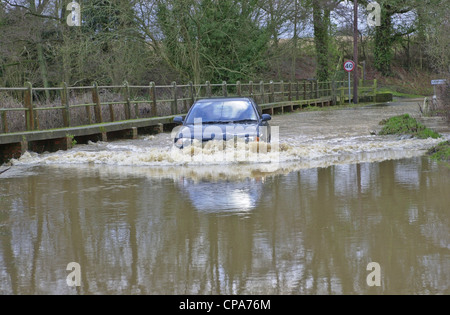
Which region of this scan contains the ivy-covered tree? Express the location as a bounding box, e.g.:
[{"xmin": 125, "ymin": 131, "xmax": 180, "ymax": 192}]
[
  {"xmin": 312, "ymin": 0, "xmax": 331, "ymax": 81},
  {"xmin": 370, "ymin": 0, "xmax": 416, "ymax": 75},
  {"xmin": 309, "ymin": 0, "xmax": 344, "ymax": 82}
]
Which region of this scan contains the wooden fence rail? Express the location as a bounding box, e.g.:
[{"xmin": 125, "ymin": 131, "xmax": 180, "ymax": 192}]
[{"xmin": 0, "ymin": 79, "xmax": 378, "ymax": 134}]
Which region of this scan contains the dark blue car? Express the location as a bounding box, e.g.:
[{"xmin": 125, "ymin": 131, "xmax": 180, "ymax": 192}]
[{"xmin": 173, "ymin": 97, "xmax": 271, "ymax": 148}]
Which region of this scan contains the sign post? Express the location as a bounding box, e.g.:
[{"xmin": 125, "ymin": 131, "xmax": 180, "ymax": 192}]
[
  {"xmin": 344, "ymin": 60, "xmax": 355, "ymax": 104},
  {"xmin": 431, "ymin": 79, "xmax": 447, "ymax": 104}
]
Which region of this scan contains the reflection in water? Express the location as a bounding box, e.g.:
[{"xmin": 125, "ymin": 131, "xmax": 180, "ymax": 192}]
[
  {"xmin": 0, "ymin": 157, "xmax": 449, "ymax": 295},
  {"xmin": 178, "ymin": 177, "xmax": 264, "ymax": 214}
]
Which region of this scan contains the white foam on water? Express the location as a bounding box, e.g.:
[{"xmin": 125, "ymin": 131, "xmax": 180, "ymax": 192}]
[
  {"xmin": 10, "ymin": 135, "xmax": 442, "ymax": 169},
  {"xmin": 5, "ymin": 133, "xmax": 445, "ymax": 183}
]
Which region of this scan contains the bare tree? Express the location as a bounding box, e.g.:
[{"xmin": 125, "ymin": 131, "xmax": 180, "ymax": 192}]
[{"xmin": 1, "ymin": 0, "xmax": 59, "ymax": 96}]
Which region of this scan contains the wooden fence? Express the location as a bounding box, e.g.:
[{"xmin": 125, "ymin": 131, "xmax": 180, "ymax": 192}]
[{"xmin": 0, "ymin": 79, "xmax": 377, "ymax": 134}]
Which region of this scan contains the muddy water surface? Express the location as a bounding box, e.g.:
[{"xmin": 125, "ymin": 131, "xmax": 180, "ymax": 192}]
[{"xmin": 0, "ymin": 100, "xmax": 449, "ymax": 294}]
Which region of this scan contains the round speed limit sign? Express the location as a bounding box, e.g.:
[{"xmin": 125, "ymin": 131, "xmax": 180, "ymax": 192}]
[{"xmin": 344, "ymin": 60, "xmax": 355, "ymax": 72}]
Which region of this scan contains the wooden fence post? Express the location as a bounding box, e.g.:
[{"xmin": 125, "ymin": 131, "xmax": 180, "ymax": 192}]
[
  {"xmin": 61, "ymin": 82, "xmax": 70, "ymax": 127},
  {"xmin": 85, "ymin": 98, "xmax": 92, "ymax": 124},
  {"xmin": 315, "ymin": 81, "xmax": 319, "ymax": 99},
  {"xmin": 149, "ymin": 81, "xmax": 157, "ymax": 117},
  {"xmin": 269, "ymin": 81, "xmax": 274, "ymax": 103},
  {"xmin": 123, "ymin": 81, "xmax": 131, "ymax": 120},
  {"xmin": 222, "ymin": 81, "xmax": 227, "ymax": 97},
  {"xmin": 92, "ymin": 82, "xmax": 103, "ymax": 123},
  {"xmin": 296, "ymin": 81, "xmax": 300, "ymax": 101},
  {"xmin": 206, "ymin": 81, "xmax": 211, "ymax": 97},
  {"xmin": 373, "ymin": 79, "xmax": 377, "ymax": 102},
  {"xmin": 1, "ymin": 111, "xmax": 8, "ymax": 133},
  {"xmin": 24, "ymin": 82, "xmax": 34, "ymax": 131},
  {"xmin": 189, "ymin": 81, "xmax": 195, "ymax": 109},
  {"xmin": 280, "ymin": 80, "xmax": 284, "ymax": 102},
  {"xmin": 331, "ymin": 80, "xmax": 337, "ymax": 106},
  {"xmin": 260, "ymin": 81, "xmax": 265, "ymax": 104},
  {"xmin": 171, "ymin": 81, "xmax": 177, "ymax": 115},
  {"xmin": 288, "ymin": 81, "xmax": 292, "ymax": 101},
  {"xmin": 183, "ymin": 98, "xmax": 188, "ymax": 113},
  {"xmin": 134, "ymin": 98, "xmax": 140, "ymax": 119},
  {"xmin": 249, "ymin": 81, "xmax": 253, "ymax": 98},
  {"xmin": 236, "ymin": 81, "xmax": 241, "ymax": 97},
  {"xmin": 109, "ymin": 97, "xmax": 115, "ymax": 122},
  {"xmin": 303, "ymin": 81, "xmax": 307, "ymax": 100}
]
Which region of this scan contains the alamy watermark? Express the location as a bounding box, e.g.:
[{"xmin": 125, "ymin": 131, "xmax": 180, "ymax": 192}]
[
  {"xmin": 66, "ymin": 1, "xmax": 380, "ymax": 28},
  {"xmin": 66, "ymin": 1, "xmax": 81, "ymax": 27},
  {"xmin": 367, "ymin": 2, "xmax": 381, "ymax": 27},
  {"xmin": 66, "ymin": 262, "xmax": 81, "ymax": 287},
  {"xmin": 65, "ymin": 261, "xmax": 381, "ymax": 288},
  {"xmin": 366, "ymin": 262, "xmax": 382, "ymax": 287},
  {"xmin": 170, "ymin": 119, "xmax": 280, "ymax": 167}
]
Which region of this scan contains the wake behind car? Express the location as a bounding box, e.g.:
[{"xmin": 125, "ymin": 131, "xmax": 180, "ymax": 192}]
[{"xmin": 172, "ymin": 97, "xmax": 271, "ymax": 149}]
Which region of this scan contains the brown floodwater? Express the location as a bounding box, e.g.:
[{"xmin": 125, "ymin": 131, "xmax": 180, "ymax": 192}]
[{"xmin": 0, "ymin": 100, "xmax": 449, "ymax": 294}]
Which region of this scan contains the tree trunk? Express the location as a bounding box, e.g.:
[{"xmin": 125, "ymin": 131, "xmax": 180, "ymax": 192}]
[
  {"xmin": 29, "ymin": 0, "xmax": 51, "ymax": 98},
  {"xmin": 416, "ymin": 7, "xmax": 426, "ymax": 71},
  {"xmin": 291, "ymin": 0, "xmax": 299, "ymax": 82},
  {"xmin": 313, "ymin": 1, "xmax": 330, "ymax": 81},
  {"xmin": 36, "ymin": 42, "xmax": 51, "ymax": 100},
  {"xmin": 373, "ymin": 5, "xmax": 393, "ymax": 75}
]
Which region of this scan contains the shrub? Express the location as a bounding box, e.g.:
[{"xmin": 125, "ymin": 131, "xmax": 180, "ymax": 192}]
[
  {"xmin": 427, "ymin": 141, "xmax": 450, "ymax": 162},
  {"xmin": 378, "ymin": 114, "xmax": 441, "ymax": 139}
]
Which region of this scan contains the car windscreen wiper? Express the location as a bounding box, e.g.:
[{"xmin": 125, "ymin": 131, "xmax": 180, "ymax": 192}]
[
  {"xmin": 230, "ymin": 119, "xmax": 258, "ymax": 123},
  {"xmin": 201, "ymin": 121, "xmax": 233, "ymax": 124}
]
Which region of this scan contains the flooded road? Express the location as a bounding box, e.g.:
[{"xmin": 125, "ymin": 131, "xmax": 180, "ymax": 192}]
[{"xmin": 0, "ymin": 100, "xmax": 449, "ymax": 294}]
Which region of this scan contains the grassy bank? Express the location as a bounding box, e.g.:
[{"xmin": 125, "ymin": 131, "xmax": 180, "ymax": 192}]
[
  {"xmin": 427, "ymin": 141, "xmax": 450, "ymax": 162},
  {"xmin": 378, "ymin": 114, "xmax": 441, "ymax": 139},
  {"xmin": 377, "ymin": 88, "xmax": 426, "ymax": 99},
  {"xmin": 378, "ymin": 114, "xmax": 449, "ymax": 162}
]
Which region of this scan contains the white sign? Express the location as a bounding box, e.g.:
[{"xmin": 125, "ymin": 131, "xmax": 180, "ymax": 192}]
[
  {"xmin": 431, "ymin": 79, "xmax": 447, "ymax": 85},
  {"xmin": 344, "ymin": 60, "xmax": 355, "ymax": 72}
]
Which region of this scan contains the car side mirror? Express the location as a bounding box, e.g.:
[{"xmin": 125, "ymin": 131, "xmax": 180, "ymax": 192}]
[
  {"xmin": 173, "ymin": 116, "xmax": 184, "ymax": 124},
  {"xmin": 262, "ymin": 114, "xmax": 271, "ymax": 121}
]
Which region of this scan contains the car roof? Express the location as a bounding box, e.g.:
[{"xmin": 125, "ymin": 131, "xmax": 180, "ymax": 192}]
[{"xmin": 195, "ymin": 97, "xmax": 254, "ymax": 102}]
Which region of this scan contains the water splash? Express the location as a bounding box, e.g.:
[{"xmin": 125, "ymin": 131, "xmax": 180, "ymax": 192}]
[{"xmin": 9, "ymin": 101, "xmax": 448, "ymax": 179}]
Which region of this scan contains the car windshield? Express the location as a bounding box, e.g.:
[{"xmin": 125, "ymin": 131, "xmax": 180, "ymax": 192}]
[{"xmin": 184, "ymin": 100, "xmax": 258, "ymax": 124}]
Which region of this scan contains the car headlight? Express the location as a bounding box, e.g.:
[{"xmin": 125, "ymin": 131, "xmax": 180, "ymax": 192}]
[
  {"xmin": 175, "ymin": 138, "xmax": 192, "ymax": 148},
  {"xmin": 246, "ymin": 136, "xmax": 259, "ymax": 143}
]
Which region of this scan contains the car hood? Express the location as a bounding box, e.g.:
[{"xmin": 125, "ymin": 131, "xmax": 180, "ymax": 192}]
[{"xmin": 176, "ymin": 123, "xmax": 260, "ymax": 141}]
